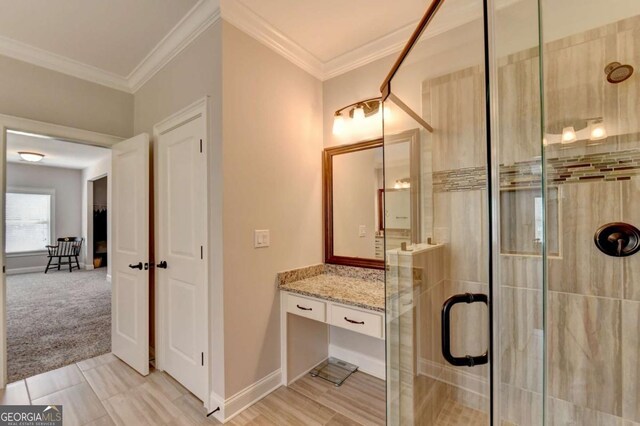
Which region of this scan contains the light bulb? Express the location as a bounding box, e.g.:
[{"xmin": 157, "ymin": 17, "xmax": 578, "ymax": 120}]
[
  {"xmin": 352, "ymin": 106, "xmax": 365, "ymax": 122},
  {"xmin": 590, "ymin": 122, "xmax": 607, "ymax": 140},
  {"xmin": 332, "ymin": 113, "xmax": 345, "ymax": 135},
  {"xmin": 561, "ymin": 126, "xmax": 577, "ymax": 143}
]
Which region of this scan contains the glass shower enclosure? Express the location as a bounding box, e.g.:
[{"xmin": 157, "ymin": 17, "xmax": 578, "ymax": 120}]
[{"xmin": 383, "ymin": 0, "xmax": 640, "ymax": 424}]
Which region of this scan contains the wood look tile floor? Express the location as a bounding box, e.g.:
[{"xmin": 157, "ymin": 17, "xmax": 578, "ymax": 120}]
[{"xmin": 0, "ymin": 354, "xmax": 387, "ymax": 426}]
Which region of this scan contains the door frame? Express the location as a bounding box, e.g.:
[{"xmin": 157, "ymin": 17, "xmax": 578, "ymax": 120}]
[
  {"xmin": 152, "ymin": 97, "xmax": 211, "ymax": 408},
  {"xmin": 0, "ymin": 113, "xmax": 122, "ymax": 387}
]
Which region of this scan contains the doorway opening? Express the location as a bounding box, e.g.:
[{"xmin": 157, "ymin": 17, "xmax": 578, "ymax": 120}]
[{"xmin": 4, "ymin": 129, "xmax": 112, "ymax": 382}]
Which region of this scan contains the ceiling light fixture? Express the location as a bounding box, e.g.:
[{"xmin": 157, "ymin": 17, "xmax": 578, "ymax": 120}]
[{"xmin": 18, "ymin": 151, "xmax": 45, "ymax": 162}]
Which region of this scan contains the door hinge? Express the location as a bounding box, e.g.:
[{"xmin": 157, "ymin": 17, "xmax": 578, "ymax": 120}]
[
  {"xmin": 2, "ymin": 266, "xmax": 5, "ymax": 273},
  {"xmin": 201, "ymin": 246, "xmax": 203, "ymax": 260},
  {"xmin": 201, "ymin": 352, "xmax": 204, "ymax": 366},
  {"xmin": 200, "ymin": 139, "xmax": 203, "ymax": 153}
]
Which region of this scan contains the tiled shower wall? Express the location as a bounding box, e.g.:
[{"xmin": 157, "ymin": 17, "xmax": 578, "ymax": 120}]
[{"xmin": 419, "ymin": 14, "xmax": 640, "ymax": 426}]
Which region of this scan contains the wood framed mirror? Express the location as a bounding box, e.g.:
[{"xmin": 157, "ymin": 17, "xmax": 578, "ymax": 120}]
[
  {"xmin": 324, "ymin": 138, "xmax": 384, "ymax": 269},
  {"xmin": 323, "ymin": 130, "xmax": 421, "ymax": 269}
]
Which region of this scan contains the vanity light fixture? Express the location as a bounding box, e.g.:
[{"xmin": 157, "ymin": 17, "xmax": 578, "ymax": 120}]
[
  {"xmin": 332, "ymin": 112, "xmax": 346, "ymax": 135},
  {"xmin": 332, "ymin": 97, "xmax": 382, "ymax": 135},
  {"xmin": 18, "ymin": 151, "xmax": 45, "ymax": 162},
  {"xmin": 352, "ymin": 105, "xmax": 366, "ymax": 122}
]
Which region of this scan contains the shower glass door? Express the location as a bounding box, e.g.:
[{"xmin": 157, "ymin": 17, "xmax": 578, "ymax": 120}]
[
  {"xmin": 383, "ymin": 0, "xmax": 493, "ymax": 424},
  {"xmin": 383, "ymin": 0, "xmax": 544, "ymax": 424}
]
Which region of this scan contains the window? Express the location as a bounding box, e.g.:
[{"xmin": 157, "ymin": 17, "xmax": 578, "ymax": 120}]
[{"xmin": 6, "ymin": 190, "xmax": 54, "ymax": 253}]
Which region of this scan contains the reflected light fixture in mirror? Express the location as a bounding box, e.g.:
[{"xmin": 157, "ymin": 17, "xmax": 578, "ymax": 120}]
[
  {"xmin": 589, "ymin": 119, "xmax": 607, "ymax": 140},
  {"xmin": 561, "ymin": 126, "xmax": 577, "ymax": 143},
  {"xmin": 546, "ymin": 118, "xmax": 607, "ymax": 145},
  {"xmin": 18, "ymin": 151, "xmax": 45, "ymax": 162}
]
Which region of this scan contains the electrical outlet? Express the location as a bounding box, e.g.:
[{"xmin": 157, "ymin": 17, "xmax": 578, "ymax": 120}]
[{"xmin": 359, "ymin": 225, "xmax": 366, "ymax": 237}]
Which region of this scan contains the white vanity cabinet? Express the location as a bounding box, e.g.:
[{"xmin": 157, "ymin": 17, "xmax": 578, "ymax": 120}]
[{"xmin": 285, "ymin": 292, "xmax": 384, "ymax": 339}]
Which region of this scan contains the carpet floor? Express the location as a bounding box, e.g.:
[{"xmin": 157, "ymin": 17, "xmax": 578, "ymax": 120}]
[{"xmin": 7, "ymin": 268, "xmax": 111, "ymax": 382}]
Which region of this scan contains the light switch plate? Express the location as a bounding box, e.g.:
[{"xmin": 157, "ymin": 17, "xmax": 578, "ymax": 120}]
[{"xmin": 254, "ymin": 229, "xmax": 270, "ymax": 248}]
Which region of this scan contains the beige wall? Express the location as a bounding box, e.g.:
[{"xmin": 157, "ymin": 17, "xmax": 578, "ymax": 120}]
[
  {"xmin": 133, "ymin": 20, "xmax": 225, "ymax": 399},
  {"xmin": 0, "ymin": 55, "xmax": 133, "ymax": 138},
  {"xmin": 221, "ymin": 21, "xmax": 323, "ymax": 396},
  {"xmin": 133, "ymin": 23, "xmax": 222, "ymax": 136},
  {"xmin": 133, "ymin": 19, "xmax": 323, "ymax": 400}
]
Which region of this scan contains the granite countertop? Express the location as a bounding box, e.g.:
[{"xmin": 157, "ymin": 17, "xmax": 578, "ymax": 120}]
[{"xmin": 277, "ymin": 264, "xmax": 384, "ymax": 312}]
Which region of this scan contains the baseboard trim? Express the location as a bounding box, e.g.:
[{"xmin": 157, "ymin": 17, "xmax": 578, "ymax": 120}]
[
  {"xmin": 106, "ymin": 274, "xmax": 112, "ymax": 282},
  {"xmin": 84, "ymin": 264, "xmax": 95, "ymax": 270},
  {"xmin": 7, "ymin": 264, "xmax": 98, "ymax": 275},
  {"xmin": 329, "ymin": 344, "xmax": 386, "ymax": 380},
  {"xmin": 6, "ymin": 266, "xmax": 44, "ymax": 275},
  {"xmin": 209, "ymin": 369, "xmax": 282, "ymax": 423},
  {"xmin": 286, "ymin": 356, "xmax": 328, "ymax": 386}
]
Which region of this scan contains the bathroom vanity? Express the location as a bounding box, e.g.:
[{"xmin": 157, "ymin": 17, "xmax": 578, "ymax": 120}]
[{"xmin": 278, "ymin": 264, "xmax": 385, "ymax": 384}]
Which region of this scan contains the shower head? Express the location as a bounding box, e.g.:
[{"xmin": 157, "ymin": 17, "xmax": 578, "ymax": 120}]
[{"xmin": 605, "ymin": 62, "xmax": 634, "ymax": 84}]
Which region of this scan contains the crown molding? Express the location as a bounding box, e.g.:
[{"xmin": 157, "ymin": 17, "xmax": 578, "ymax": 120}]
[
  {"xmin": 128, "ymin": 0, "xmax": 221, "ymax": 92},
  {"xmin": 0, "ymin": 0, "xmax": 221, "ymax": 93},
  {"xmin": 0, "ymin": 34, "xmax": 130, "ymax": 92},
  {"xmin": 221, "ymin": 0, "xmax": 523, "ymax": 81},
  {"xmin": 220, "ymin": 0, "xmax": 324, "ymax": 80},
  {"xmin": 0, "ymin": 0, "xmax": 523, "ymax": 91}
]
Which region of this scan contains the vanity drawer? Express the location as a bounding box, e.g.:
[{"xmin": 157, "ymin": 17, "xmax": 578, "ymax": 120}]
[
  {"xmin": 286, "ymin": 293, "xmax": 326, "ymax": 322},
  {"xmin": 330, "ymin": 304, "xmax": 383, "ymax": 339}
]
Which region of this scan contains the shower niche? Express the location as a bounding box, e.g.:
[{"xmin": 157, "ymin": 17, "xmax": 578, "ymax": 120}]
[{"xmin": 499, "ymin": 187, "xmax": 560, "ymax": 256}]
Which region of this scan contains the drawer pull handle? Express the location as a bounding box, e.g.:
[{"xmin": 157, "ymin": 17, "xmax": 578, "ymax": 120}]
[
  {"xmin": 296, "ymin": 304, "xmax": 312, "ymax": 311},
  {"xmin": 344, "ymin": 317, "xmax": 364, "ymax": 325}
]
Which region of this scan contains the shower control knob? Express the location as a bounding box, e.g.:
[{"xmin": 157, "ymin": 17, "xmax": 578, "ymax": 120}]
[{"xmin": 594, "ymin": 222, "xmax": 640, "ymax": 257}]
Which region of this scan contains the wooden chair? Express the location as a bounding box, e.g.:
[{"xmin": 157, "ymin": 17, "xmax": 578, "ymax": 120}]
[{"xmin": 45, "ymin": 237, "xmax": 83, "ymax": 273}]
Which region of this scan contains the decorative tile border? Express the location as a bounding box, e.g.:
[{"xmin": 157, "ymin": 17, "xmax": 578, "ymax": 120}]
[{"xmin": 433, "ymin": 149, "xmax": 640, "ymax": 192}]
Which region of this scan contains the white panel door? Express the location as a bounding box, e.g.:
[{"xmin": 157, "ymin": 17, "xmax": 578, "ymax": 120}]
[
  {"xmin": 157, "ymin": 116, "xmax": 207, "ymax": 400},
  {"xmin": 111, "ymin": 133, "xmax": 150, "ymax": 376}
]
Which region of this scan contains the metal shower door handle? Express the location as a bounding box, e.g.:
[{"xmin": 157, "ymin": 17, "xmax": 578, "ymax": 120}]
[{"xmin": 441, "ymin": 293, "xmax": 489, "ymax": 367}]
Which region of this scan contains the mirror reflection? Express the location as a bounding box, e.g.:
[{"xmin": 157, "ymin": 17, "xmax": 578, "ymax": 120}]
[{"xmin": 325, "ymin": 130, "xmax": 420, "ymax": 268}]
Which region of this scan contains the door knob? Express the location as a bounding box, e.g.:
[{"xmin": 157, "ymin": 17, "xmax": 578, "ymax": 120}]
[
  {"xmin": 157, "ymin": 261, "xmax": 168, "ymax": 269},
  {"xmin": 128, "ymin": 262, "xmax": 143, "ymax": 270}
]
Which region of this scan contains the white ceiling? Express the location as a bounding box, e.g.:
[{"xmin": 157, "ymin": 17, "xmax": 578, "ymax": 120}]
[
  {"xmin": 7, "ymin": 131, "xmax": 111, "ymax": 170},
  {"xmin": 1, "ymin": 0, "xmax": 633, "ymax": 92},
  {"xmin": 0, "ymin": 0, "xmax": 433, "ymax": 89},
  {"xmin": 235, "ymin": 0, "xmax": 427, "ymax": 63},
  {"xmin": 0, "ymin": 0, "xmax": 198, "ymax": 76}
]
